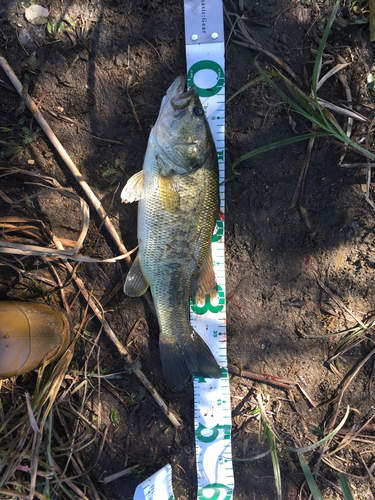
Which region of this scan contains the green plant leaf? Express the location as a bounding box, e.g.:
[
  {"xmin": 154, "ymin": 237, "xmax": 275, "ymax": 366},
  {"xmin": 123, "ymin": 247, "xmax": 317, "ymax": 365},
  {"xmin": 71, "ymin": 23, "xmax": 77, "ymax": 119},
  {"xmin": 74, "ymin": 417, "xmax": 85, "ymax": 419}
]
[
  {"xmin": 369, "ymin": 0, "xmax": 375, "ymax": 41},
  {"xmin": 110, "ymin": 408, "xmax": 120, "ymax": 426},
  {"xmin": 298, "ymin": 454, "xmax": 324, "ymax": 500},
  {"xmin": 6, "ymin": 145, "xmax": 24, "ymax": 156},
  {"xmin": 255, "ymin": 59, "xmax": 312, "ymax": 121},
  {"xmin": 227, "ymin": 72, "xmax": 279, "ymax": 102},
  {"xmin": 265, "ymin": 422, "xmax": 282, "ymax": 500},
  {"xmin": 232, "ymin": 450, "xmax": 271, "ymax": 462},
  {"xmin": 287, "ymin": 406, "xmax": 350, "ymax": 453},
  {"xmin": 47, "ymin": 17, "xmax": 59, "ymax": 39},
  {"xmin": 232, "ymin": 132, "xmax": 330, "ymax": 174},
  {"xmin": 63, "ymin": 16, "xmax": 75, "ymax": 29},
  {"xmin": 338, "ymin": 473, "xmax": 354, "ymax": 500},
  {"xmin": 312, "ymin": 0, "xmax": 341, "ymax": 99},
  {"xmin": 22, "ymin": 135, "xmax": 35, "ymax": 146},
  {"xmin": 101, "ymin": 168, "xmax": 117, "ymax": 178},
  {"xmin": 351, "ymin": 18, "xmax": 369, "ymax": 25}
]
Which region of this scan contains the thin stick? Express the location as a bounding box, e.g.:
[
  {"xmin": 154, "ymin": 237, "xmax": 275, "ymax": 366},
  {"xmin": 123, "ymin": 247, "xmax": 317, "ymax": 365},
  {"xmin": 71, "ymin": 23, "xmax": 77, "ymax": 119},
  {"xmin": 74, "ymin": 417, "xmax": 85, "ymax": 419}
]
[
  {"xmin": 325, "ymin": 412, "xmax": 375, "ymax": 458},
  {"xmin": 290, "ymin": 135, "xmax": 315, "ymax": 208},
  {"xmin": 340, "ymin": 163, "xmax": 375, "ymax": 168},
  {"xmin": 228, "ymin": 364, "xmax": 296, "ymax": 389},
  {"xmin": 328, "ymin": 346, "xmax": 375, "ymax": 431},
  {"xmin": 224, "ymin": 8, "xmax": 302, "ymax": 85},
  {"xmin": 311, "ymin": 266, "xmax": 367, "ymax": 330},
  {"xmin": 316, "ymin": 63, "xmax": 350, "ymax": 92},
  {"xmin": 126, "ymin": 314, "xmax": 145, "ymax": 345},
  {"xmin": 360, "ymin": 455, "xmax": 375, "ymax": 486},
  {"xmin": 0, "ymin": 55, "xmax": 131, "ymax": 265},
  {"xmin": 126, "ymin": 76, "xmax": 144, "ymax": 137}
]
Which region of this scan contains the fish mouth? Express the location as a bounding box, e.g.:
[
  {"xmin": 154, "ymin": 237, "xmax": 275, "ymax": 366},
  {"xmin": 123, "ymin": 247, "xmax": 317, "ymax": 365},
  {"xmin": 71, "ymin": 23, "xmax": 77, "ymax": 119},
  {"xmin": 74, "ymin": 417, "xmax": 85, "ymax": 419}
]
[
  {"xmin": 171, "ymin": 85, "xmax": 195, "ymax": 110},
  {"xmin": 159, "ymin": 75, "xmax": 195, "ymax": 112}
]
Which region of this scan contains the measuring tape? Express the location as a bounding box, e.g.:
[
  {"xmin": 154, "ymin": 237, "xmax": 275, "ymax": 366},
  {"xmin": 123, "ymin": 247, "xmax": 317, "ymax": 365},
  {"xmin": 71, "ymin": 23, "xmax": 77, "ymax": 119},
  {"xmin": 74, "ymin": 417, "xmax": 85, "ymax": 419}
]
[
  {"xmin": 133, "ymin": 464, "xmax": 174, "ymax": 500},
  {"xmin": 134, "ymin": 2, "xmax": 233, "ymax": 499},
  {"xmin": 185, "ymin": 1, "xmax": 233, "ymax": 499}
]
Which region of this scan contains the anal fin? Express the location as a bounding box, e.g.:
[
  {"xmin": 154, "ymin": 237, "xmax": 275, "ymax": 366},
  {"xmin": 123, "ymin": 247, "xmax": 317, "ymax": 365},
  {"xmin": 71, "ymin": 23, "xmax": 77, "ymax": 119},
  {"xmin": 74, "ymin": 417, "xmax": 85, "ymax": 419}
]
[
  {"xmin": 121, "ymin": 171, "xmax": 145, "ymax": 203},
  {"xmin": 124, "ymin": 254, "xmax": 149, "ymax": 296},
  {"xmin": 191, "ymin": 250, "xmax": 218, "ymax": 306}
]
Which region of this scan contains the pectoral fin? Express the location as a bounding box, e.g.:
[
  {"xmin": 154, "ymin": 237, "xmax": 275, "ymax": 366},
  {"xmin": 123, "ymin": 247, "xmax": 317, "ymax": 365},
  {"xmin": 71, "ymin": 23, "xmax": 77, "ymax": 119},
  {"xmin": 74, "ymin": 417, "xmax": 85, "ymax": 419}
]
[
  {"xmin": 124, "ymin": 254, "xmax": 149, "ymax": 296},
  {"xmin": 191, "ymin": 250, "xmax": 218, "ymax": 306},
  {"xmin": 159, "ymin": 175, "xmax": 180, "ymax": 213},
  {"xmin": 121, "ymin": 171, "xmax": 145, "ymax": 203}
]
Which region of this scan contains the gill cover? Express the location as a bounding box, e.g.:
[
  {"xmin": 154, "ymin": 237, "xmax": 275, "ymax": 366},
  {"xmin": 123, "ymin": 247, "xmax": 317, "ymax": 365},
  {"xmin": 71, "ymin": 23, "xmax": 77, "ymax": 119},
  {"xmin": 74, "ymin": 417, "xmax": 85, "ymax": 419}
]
[{"xmin": 154, "ymin": 75, "xmax": 212, "ymax": 173}]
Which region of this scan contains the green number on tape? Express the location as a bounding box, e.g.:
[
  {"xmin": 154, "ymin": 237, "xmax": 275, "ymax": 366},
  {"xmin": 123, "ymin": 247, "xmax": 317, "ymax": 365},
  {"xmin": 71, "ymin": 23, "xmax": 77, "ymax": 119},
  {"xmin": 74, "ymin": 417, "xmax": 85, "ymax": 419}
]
[
  {"xmin": 212, "ymin": 218, "xmax": 224, "ymax": 243},
  {"xmin": 194, "ymin": 368, "xmax": 228, "ymax": 384},
  {"xmin": 191, "ymin": 284, "xmax": 225, "ymax": 315},
  {"xmin": 198, "ymin": 484, "xmax": 232, "ymax": 500},
  {"xmin": 195, "ymin": 423, "xmax": 231, "ymax": 443}
]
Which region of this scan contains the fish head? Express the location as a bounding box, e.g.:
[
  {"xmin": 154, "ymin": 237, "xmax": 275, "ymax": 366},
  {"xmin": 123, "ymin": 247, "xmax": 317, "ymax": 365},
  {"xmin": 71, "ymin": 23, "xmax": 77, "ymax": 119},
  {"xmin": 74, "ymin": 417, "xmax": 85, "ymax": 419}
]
[{"xmin": 154, "ymin": 75, "xmax": 213, "ymax": 175}]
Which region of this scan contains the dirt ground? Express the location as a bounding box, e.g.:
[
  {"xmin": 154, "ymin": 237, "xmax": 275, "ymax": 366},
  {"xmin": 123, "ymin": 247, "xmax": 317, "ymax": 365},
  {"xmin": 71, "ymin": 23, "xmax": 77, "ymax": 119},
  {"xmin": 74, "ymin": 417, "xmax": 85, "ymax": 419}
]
[{"xmin": 1, "ymin": 1, "xmax": 375, "ymax": 499}]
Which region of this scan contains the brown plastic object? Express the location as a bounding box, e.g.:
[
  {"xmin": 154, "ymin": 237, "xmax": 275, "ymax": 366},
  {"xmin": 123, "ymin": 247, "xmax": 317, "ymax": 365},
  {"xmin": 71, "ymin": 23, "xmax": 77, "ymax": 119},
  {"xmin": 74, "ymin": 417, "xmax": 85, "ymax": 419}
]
[{"xmin": 0, "ymin": 301, "xmax": 72, "ymax": 378}]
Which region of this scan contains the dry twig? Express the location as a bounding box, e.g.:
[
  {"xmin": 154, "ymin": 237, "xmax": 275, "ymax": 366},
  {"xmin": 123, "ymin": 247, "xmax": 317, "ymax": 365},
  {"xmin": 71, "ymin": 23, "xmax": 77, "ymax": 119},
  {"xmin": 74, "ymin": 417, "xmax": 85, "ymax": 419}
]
[{"xmin": 228, "ymin": 364, "xmax": 296, "ymax": 389}]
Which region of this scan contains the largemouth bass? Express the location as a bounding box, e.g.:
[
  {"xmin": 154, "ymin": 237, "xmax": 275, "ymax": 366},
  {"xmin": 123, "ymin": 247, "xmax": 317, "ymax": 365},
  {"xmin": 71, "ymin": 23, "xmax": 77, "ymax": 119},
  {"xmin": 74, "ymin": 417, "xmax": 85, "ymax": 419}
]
[{"xmin": 121, "ymin": 75, "xmax": 222, "ymax": 391}]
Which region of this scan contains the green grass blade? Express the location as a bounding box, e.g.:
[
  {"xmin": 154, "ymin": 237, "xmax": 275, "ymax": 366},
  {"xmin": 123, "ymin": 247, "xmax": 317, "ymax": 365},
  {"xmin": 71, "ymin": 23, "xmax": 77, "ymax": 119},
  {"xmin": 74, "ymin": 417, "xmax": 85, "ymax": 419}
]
[
  {"xmin": 232, "ymin": 450, "xmax": 271, "ymax": 462},
  {"xmin": 312, "ymin": 0, "xmax": 341, "ymax": 99},
  {"xmin": 232, "ymin": 132, "xmax": 331, "ymax": 174},
  {"xmin": 287, "ymin": 406, "xmax": 350, "ymax": 453},
  {"xmin": 338, "ymin": 129, "xmax": 375, "ymax": 161},
  {"xmin": 265, "ymin": 422, "xmax": 282, "ymax": 500},
  {"xmin": 255, "ymin": 59, "xmax": 337, "ymax": 133},
  {"xmin": 255, "ymin": 56, "xmax": 375, "ymax": 162},
  {"xmin": 255, "ymin": 59, "xmax": 318, "ymax": 122},
  {"xmin": 338, "ymin": 473, "xmax": 354, "ymax": 500},
  {"xmin": 370, "ymin": 0, "xmax": 375, "ymax": 42},
  {"xmin": 298, "ymin": 454, "xmax": 324, "ymax": 500},
  {"xmin": 332, "ymin": 330, "xmax": 364, "ymax": 358},
  {"xmin": 311, "ymin": 0, "xmax": 341, "ymax": 133},
  {"xmin": 280, "ymin": 75, "xmax": 328, "ymax": 124},
  {"xmin": 227, "ymin": 72, "xmax": 279, "ymax": 103}
]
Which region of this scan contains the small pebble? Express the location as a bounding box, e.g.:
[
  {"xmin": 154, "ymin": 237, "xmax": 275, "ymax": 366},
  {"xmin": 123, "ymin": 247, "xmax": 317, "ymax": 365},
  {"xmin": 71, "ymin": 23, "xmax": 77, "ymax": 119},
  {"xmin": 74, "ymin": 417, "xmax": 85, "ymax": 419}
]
[{"xmin": 27, "ymin": 159, "xmax": 35, "ymax": 165}]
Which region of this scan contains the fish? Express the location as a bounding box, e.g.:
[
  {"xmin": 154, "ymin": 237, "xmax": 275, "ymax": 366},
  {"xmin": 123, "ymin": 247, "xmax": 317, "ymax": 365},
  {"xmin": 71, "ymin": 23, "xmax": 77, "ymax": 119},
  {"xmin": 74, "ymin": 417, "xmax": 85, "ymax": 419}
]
[{"xmin": 121, "ymin": 75, "xmax": 222, "ymax": 391}]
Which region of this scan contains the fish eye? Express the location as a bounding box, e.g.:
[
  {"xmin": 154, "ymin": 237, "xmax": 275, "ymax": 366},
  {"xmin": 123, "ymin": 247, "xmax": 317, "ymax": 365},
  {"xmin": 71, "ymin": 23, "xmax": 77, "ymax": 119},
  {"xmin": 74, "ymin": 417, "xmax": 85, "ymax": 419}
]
[{"xmin": 193, "ymin": 106, "xmax": 204, "ymax": 117}]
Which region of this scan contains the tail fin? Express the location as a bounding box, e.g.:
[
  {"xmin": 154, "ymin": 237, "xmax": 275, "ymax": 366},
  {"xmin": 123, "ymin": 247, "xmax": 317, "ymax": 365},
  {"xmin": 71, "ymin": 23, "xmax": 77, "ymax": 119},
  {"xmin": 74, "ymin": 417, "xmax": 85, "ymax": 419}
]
[{"xmin": 159, "ymin": 329, "xmax": 222, "ymax": 391}]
